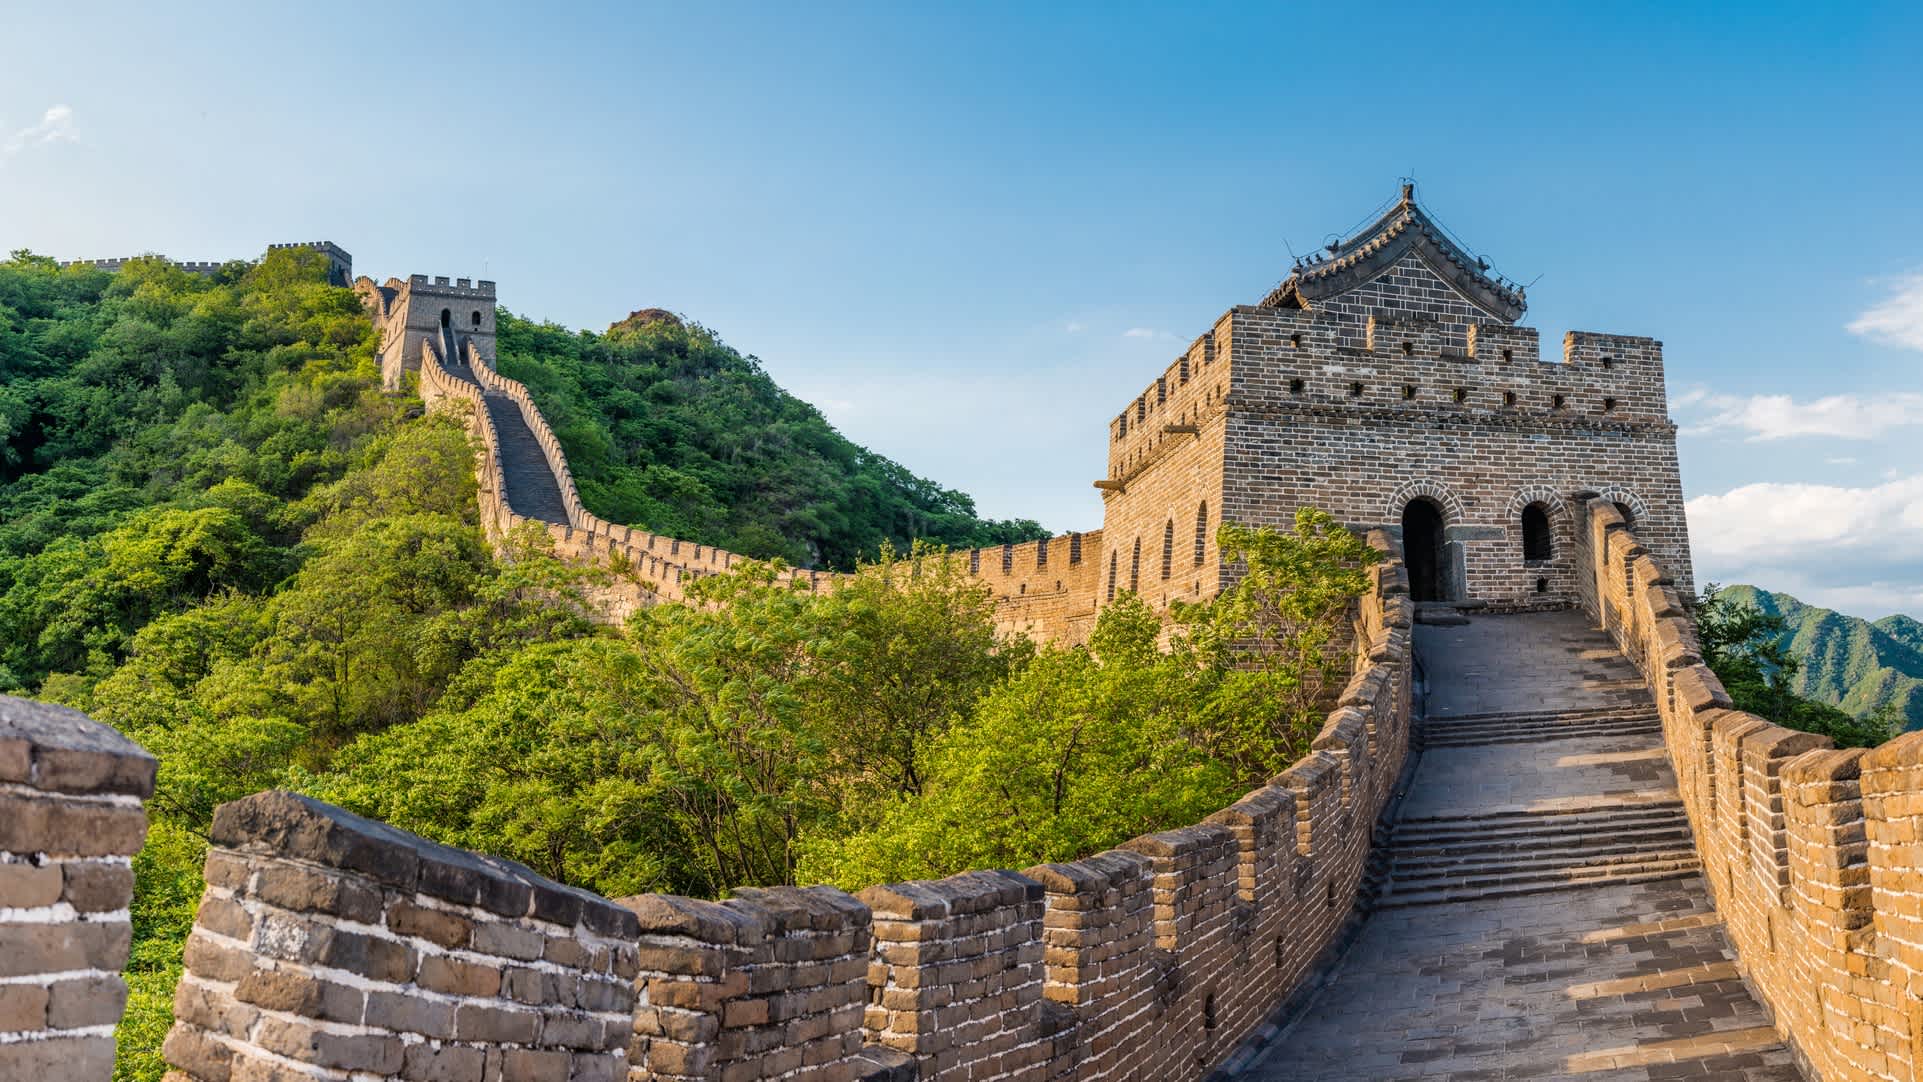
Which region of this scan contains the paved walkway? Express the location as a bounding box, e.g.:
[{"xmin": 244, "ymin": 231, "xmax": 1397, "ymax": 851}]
[{"xmin": 1242, "ymin": 611, "xmax": 1799, "ymax": 1081}]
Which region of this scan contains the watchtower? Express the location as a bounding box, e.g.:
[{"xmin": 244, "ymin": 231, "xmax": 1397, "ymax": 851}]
[
  {"xmin": 1096, "ymin": 184, "xmax": 1692, "ymax": 615},
  {"xmin": 268, "ymin": 241, "xmax": 353, "ymax": 286},
  {"xmin": 356, "ymin": 273, "xmax": 498, "ymax": 390}
]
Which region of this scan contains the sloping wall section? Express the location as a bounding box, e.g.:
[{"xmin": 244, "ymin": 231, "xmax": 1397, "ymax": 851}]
[
  {"xmin": 419, "ymin": 337, "xmax": 1101, "ymax": 639},
  {"xmin": 1578, "ymin": 499, "xmax": 1923, "ymax": 1082}
]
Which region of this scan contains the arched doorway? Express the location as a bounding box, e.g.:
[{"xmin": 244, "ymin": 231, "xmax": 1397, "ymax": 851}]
[
  {"xmin": 440, "ymin": 308, "xmax": 451, "ymax": 328},
  {"xmin": 1521, "ymin": 503, "xmax": 1553, "ymax": 562},
  {"xmin": 1402, "ymin": 498, "xmax": 1446, "ymax": 602}
]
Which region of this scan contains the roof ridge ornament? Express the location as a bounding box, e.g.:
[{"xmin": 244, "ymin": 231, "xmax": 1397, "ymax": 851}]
[{"xmin": 1259, "ymin": 183, "xmax": 1526, "ymax": 323}]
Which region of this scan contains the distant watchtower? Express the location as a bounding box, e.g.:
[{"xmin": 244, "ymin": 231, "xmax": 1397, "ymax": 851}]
[
  {"xmin": 1094, "ymin": 183, "xmax": 1692, "ymax": 615},
  {"xmin": 355, "ymin": 274, "xmax": 498, "ymax": 390}
]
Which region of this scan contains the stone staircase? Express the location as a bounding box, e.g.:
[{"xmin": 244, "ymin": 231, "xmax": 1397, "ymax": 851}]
[
  {"xmin": 1380, "ymin": 798, "xmax": 1699, "ymax": 907},
  {"xmin": 1418, "ymin": 704, "xmax": 1661, "ymax": 747},
  {"xmin": 1379, "ymin": 703, "xmax": 1700, "ymax": 908},
  {"xmin": 430, "ymin": 329, "xmax": 571, "ymax": 526},
  {"xmin": 482, "ymin": 393, "xmax": 571, "ymax": 524}
]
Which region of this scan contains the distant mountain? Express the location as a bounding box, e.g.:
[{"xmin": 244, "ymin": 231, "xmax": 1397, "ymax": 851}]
[{"xmin": 1722, "ymin": 586, "xmax": 1923, "ymax": 731}]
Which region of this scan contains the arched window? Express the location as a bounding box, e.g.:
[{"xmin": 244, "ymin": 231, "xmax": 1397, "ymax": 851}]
[
  {"xmin": 1193, "ymin": 501, "xmax": 1208, "ymax": 565},
  {"xmin": 1522, "ymin": 503, "xmax": 1553, "ymax": 562},
  {"xmin": 440, "ymin": 308, "xmax": 451, "ymax": 328},
  {"xmin": 1129, "ymin": 537, "xmax": 1141, "ymax": 593},
  {"xmin": 471, "ymin": 310, "xmax": 482, "ymax": 328},
  {"xmin": 1160, "ymin": 519, "xmax": 1174, "ymax": 579},
  {"xmin": 1107, "ymin": 552, "xmax": 1117, "ymax": 601}
]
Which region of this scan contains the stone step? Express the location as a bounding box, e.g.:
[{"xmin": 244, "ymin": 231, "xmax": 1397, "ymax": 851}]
[
  {"xmin": 1395, "ymin": 803, "xmax": 1688, "ymax": 843},
  {"xmin": 1378, "ymin": 863, "xmax": 1703, "ymax": 908},
  {"xmin": 1391, "ymin": 846, "xmax": 1702, "ymax": 885},
  {"xmin": 1422, "ymin": 713, "xmax": 1658, "ymax": 735},
  {"xmin": 1393, "ymin": 825, "xmax": 1695, "ymax": 864},
  {"xmin": 1420, "ymin": 719, "xmax": 1662, "ymax": 747},
  {"xmin": 1424, "ymin": 705, "xmax": 1657, "ymax": 725}
]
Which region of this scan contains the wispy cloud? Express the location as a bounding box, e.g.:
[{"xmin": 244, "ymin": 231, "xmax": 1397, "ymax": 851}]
[
  {"xmin": 1122, "ymin": 327, "xmax": 1157, "ymax": 339},
  {"xmin": 1064, "ymin": 321, "xmax": 1084, "ymax": 334},
  {"xmin": 2, "ymin": 105, "xmax": 77, "ymax": 156},
  {"xmin": 1678, "ymin": 389, "xmax": 1923, "ymax": 441},
  {"xmin": 1848, "ymin": 271, "xmax": 1923, "ymax": 351}
]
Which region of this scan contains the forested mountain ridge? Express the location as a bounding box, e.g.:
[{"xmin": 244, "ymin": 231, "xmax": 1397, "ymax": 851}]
[
  {"xmin": 493, "ymin": 309, "xmax": 1046, "ymax": 570},
  {"xmin": 1721, "ymin": 585, "xmax": 1923, "ymax": 730}
]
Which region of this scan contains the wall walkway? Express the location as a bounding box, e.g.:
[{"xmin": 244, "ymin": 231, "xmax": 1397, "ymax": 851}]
[{"xmin": 1245, "ymin": 610, "xmax": 1799, "ymax": 1080}]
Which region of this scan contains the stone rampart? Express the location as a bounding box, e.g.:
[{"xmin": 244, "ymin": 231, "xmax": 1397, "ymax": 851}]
[
  {"xmin": 1577, "ymin": 500, "xmax": 1923, "ymax": 1082},
  {"xmin": 162, "ymin": 790, "xmax": 640, "ymax": 1082},
  {"xmin": 0, "ymin": 696, "xmax": 155, "ymax": 1080}
]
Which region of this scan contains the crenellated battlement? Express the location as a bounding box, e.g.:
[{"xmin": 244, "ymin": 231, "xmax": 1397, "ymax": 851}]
[{"xmin": 405, "ymin": 272, "xmax": 498, "ymax": 299}]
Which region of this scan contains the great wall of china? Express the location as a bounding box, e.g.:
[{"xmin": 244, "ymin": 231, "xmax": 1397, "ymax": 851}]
[{"xmin": 7, "ymin": 188, "xmax": 1919, "ymax": 1079}]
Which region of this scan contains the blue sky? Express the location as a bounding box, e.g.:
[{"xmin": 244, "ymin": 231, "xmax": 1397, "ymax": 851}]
[{"xmin": 4, "ymin": 2, "xmax": 1921, "ymax": 617}]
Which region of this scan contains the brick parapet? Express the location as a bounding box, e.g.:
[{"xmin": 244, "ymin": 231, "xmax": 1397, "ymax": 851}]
[
  {"xmin": 0, "ymin": 695, "xmax": 155, "ymax": 1081},
  {"xmin": 616, "ymin": 887, "xmax": 902, "ymax": 1082},
  {"xmin": 1574, "ymin": 499, "xmax": 1923, "ymax": 1082},
  {"xmin": 162, "ymin": 790, "xmax": 640, "ymax": 1082}
]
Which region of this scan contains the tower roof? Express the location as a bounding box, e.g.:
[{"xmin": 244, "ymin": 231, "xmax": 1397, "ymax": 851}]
[{"xmin": 1262, "ymin": 184, "xmax": 1527, "ymax": 323}]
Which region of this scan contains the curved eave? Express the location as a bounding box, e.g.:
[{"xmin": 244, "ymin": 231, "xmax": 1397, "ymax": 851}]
[{"xmin": 1262, "ymin": 207, "xmax": 1527, "ymax": 324}]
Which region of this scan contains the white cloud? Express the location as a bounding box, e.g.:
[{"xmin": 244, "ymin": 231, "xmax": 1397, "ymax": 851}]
[
  {"xmin": 1849, "ymin": 271, "xmax": 1923, "ymax": 352},
  {"xmin": 1688, "ymin": 474, "xmax": 1923, "ymax": 618},
  {"xmin": 1065, "ymin": 321, "xmax": 1084, "ymax": 334},
  {"xmin": 1688, "ymin": 474, "xmax": 1923, "ymax": 564},
  {"xmin": 1827, "ymin": 456, "xmax": 1858, "ymax": 466},
  {"xmin": 1122, "ymin": 327, "xmax": 1157, "ymax": 339},
  {"xmin": 2, "ymin": 104, "xmax": 77, "ymax": 156},
  {"xmin": 1678, "ymin": 390, "xmax": 1923, "ymax": 441}
]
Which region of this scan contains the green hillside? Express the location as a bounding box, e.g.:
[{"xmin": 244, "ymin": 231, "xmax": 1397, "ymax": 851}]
[
  {"xmin": 1721, "ymin": 585, "xmax": 1923, "ymax": 730},
  {"xmin": 493, "ymin": 308, "xmax": 1046, "ymax": 570}
]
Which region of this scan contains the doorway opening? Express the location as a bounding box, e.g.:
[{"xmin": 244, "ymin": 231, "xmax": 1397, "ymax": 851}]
[{"xmin": 1402, "ymin": 498, "xmax": 1446, "ymax": 603}]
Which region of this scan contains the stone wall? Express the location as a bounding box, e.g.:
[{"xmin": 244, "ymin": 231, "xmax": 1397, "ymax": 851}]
[
  {"xmin": 1576, "ymin": 499, "xmax": 1923, "ymax": 1082},
  {"xmin": 0, "ymin": 696, "xmax": 154, "ymax": 1080},
  {"xmin": 612, "ymin": 528, "xmax": 1414, "ymax": 1081},
  {"xmin": 163, "ymin": 790, "xmax": 640, "ymax": 1082}
]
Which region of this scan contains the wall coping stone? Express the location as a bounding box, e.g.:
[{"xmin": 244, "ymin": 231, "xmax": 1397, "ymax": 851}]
[
  {"xmin": 0, "ymin": 692, "xmax": 156, "ymax": 797},
  {"xmin": 211, "ymin": 790, "xmax": 638, "ymax": 937}
]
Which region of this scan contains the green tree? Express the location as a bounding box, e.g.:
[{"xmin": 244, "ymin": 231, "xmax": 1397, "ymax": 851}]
[
  {"xmin": 1178, "ymin": 509, "xmax": 1380, "ymax": 781},
  {"xmin": 800, "ymin": 595, "xmax": 1240, "ymax": 886}
]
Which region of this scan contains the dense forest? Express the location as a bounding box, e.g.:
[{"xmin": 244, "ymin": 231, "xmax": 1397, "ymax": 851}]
[
  {"xmin": 0, "ymin": 251, "xmax": 1372, "ymax": 1079},
  {"xmin": 493, "ymin": 307, "xmax": 1046, "ymax": 570}
]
